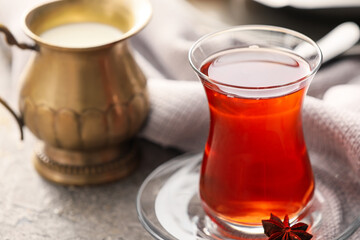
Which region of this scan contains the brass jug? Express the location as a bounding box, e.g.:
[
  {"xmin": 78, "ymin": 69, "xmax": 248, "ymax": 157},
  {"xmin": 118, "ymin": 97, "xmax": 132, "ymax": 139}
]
[{"xmin": 0, "ymin": 0, "xmax": 152, "ymax": 185}]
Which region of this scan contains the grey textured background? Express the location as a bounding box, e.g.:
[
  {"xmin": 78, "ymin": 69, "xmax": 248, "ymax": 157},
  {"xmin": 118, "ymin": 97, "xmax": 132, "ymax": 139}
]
[{"xmin": 0, "ymin": 107, "xmax": 180, "ymax": 240}]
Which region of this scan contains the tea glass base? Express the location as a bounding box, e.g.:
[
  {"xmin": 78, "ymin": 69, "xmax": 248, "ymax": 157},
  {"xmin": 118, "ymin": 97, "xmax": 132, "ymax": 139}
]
[
  {"xmin": 200, "ymin": 193, "xmax": 322, "ymax": 236},
  {"xmin": 136, "ymin": 152, "xmax": 360, "ymax": 240}
]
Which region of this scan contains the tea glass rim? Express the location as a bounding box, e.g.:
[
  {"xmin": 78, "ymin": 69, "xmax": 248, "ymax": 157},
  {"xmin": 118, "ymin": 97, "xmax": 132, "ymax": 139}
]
[{"xmin": 188, "ymin": 25, "xmax": 323, "ymax": 90}]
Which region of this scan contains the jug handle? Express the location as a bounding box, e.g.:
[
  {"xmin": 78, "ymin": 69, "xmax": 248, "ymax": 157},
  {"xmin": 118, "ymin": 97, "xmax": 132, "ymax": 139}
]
[
  {"xmin": 0, "ymin": 24, "xmax": 38, "ymax": 51},
  {"xmin": 0, "ymin": 24, "xmax": 35, "ymax": 140},
  {"xmin": 0, "ymin": 98, "xmax": 24, "ymax": 140}
]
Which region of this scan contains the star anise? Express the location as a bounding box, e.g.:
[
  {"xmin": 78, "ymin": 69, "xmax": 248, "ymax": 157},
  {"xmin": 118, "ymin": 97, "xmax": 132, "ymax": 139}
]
[{"xmin": 262, "ymin": 213, "xmax": 313, "ymax": 240}]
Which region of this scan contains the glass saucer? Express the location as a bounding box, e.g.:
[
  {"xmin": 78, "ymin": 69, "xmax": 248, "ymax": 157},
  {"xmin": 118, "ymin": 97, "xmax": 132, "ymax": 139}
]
[{"xmin": 136, "ymin": 152, "xmax": 360, "ymax": 239}]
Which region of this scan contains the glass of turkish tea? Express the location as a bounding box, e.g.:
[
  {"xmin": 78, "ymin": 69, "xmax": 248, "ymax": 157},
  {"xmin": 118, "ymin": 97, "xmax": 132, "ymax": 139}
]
[{"xmin": 189, "ymin": 25, "xmax": 322, "ymax": 230}]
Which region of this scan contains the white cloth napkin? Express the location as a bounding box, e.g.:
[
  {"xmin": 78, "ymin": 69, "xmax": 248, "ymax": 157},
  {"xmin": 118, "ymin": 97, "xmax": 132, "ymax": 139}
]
[{"xmin": 1, "ymin": 0, "xmax": 360, "ymax": 238}]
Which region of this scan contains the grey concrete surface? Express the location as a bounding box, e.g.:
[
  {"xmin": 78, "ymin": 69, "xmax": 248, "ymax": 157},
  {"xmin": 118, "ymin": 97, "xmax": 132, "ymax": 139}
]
[{"xmin": 0, "ymin": 107, "xmax": 180, "ymax": 240}]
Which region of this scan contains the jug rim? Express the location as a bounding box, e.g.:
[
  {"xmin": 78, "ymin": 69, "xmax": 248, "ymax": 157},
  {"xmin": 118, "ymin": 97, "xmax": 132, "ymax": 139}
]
[{"xmin": 21, "ymin": 0, "xmax": 152, "ymax": 51}]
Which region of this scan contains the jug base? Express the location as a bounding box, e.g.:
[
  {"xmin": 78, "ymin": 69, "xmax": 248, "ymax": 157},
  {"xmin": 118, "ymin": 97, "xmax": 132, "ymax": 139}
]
[{"xmin": 33, "ymin": 142, "xmax": 138, "ymax": 185}]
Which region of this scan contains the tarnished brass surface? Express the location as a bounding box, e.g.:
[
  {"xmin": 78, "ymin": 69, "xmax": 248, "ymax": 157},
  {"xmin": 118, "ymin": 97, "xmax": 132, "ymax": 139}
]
[
  {"xmin": 20, "ymin": 41, "xmax": 149, "ymax": 150},
  {"xmin": 0, "ymin": 0, "xmax": 152, "ymax": 185}
]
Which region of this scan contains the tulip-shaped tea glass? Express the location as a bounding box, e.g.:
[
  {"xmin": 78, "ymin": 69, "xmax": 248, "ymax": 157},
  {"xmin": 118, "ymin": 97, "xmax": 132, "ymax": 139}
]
[{"xmin": 189, "ymin": 25, "xmax": 322, "ymax": 231}]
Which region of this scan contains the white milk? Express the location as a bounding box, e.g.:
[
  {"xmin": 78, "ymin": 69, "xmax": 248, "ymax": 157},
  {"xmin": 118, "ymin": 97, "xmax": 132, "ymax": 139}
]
[{"xmin": 40, "ymin": 22, "xmax": 123, "ymax": 48}]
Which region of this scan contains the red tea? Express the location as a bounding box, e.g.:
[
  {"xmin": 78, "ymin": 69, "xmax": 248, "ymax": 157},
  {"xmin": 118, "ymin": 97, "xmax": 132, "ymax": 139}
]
[{"xmin": 199, "ymin": 48, "xmax": 315, "ymax": 225}]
